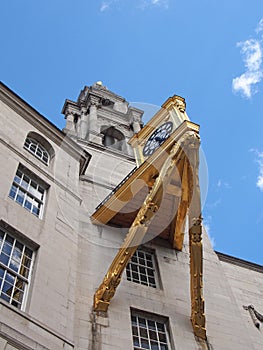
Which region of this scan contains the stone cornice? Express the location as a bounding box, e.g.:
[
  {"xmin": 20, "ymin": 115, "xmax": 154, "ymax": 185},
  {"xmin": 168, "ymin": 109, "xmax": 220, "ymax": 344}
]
[
  {"xmin": 84, "ymin": 84, "xmax": 127, "ymax": 103},
  {"xmin": 75, "ymin": 138, "xmax": 136, "ymax": 162},
  {"xmin": 216, "ymin": 251, "xmax": 263, "ymax": 273}
]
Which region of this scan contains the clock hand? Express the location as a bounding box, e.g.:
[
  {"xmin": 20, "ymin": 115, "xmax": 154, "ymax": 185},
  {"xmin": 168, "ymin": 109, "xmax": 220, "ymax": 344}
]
[{"xmin": 155, "ymin": 135, "xmax": 168, "ymax": 143}]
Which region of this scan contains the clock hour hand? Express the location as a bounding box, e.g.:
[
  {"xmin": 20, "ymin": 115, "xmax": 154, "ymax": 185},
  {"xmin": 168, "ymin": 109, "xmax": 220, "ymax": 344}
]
[{"xmin": 155, "ymin": 135, "xmax": 168, "ymax": 143}]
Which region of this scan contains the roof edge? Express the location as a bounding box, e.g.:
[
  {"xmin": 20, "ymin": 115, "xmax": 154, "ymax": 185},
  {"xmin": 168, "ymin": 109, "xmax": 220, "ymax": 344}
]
[{"xmin": 216, "ymin": 251, "xmax": 263, "ymax": 273}]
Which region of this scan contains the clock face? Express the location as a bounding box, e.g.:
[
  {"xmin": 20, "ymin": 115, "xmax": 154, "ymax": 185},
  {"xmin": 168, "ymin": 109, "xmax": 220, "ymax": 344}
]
[{"xmin": 143, "ymin": 121, "xmax": 173, "ymax": 157}]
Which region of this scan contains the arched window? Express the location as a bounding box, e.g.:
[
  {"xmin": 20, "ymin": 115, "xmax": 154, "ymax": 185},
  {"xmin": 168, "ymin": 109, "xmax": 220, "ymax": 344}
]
[{"xmin": 24, "ymin": 132, "xmax": 54, "ymax": 165}]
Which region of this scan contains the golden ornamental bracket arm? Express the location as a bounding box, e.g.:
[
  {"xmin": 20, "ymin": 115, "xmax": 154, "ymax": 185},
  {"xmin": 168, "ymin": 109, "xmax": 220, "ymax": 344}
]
[
  {"xmin": 185, "ymin": 132, "xmax": 206, "ymax": 340},
  {"xmin": 93, "ymin": 139, "xmax": 185, "ymax": 313},
  {"xmin": 173, "ymin": 156, "xmax": 189, "ymax": 250}
]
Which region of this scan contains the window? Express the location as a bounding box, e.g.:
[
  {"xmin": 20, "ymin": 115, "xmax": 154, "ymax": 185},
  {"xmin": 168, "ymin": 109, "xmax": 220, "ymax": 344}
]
[
  {"xmin": 9, "ymin": 167, "xmax": 46, "ymax": 218},
  {"xmin": 0, "ymin": 229, "xmax": 34, "ymax": 309},
  {"xmin": 24, "ymin": 137, "xmax": 50, "ymax": 165},
  {"xmin": 126, "ymin": 248, "xmax": 157, "ymax": 288},
  {"xmin": 131, "ymin": 310, "xmax": 171, "ymax": 350}
]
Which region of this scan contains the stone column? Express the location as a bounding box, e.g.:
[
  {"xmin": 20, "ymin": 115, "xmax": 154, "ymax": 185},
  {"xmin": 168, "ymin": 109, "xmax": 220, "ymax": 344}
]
[
  {"xmin": 79, "ymin": 106, "xmax": 88, "ymax": 140},
  {"xmin": 129, "ymin": 107, "xmax": 143, "ymax": 134},
  {"xmin": 89, "ymin": 101, "xmax": 98, "ymax": 133},
  {"xmin": 132, "ymin": 118, "xmax": 141, "ymax": 133},
  {"xmin": 63, "ymin": 109, "xmax": 77, "ymax": 136},
  {"xmin": 87, "ymin": 95, "xmax": 102, "ymax": 144}
]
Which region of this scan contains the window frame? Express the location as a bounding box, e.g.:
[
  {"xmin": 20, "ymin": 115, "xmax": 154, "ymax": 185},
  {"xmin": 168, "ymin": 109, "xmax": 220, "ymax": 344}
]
[
  {"xmin": 24, "ymin": 137, "xmax": 50, "ymax": 165},
  {"xmin": 9, "ymin": 166, "xmax": 47, "ymax": 218},
  {"xmin": 0, "ymin": 228, "xmax": 35, "ymax": 311},
  {"xmin": 130, "ymin": 309, "xmax": 172, "ymax": 350},
  {"xmin": 126, "ymin": 247, "xmax": 159, "ymax": 288}
]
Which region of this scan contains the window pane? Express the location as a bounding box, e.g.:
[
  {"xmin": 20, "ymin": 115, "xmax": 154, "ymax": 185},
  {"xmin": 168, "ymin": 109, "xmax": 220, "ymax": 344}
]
[
  {"xmin": 24, "ymin": 247, "xmax": 33, "ymax": 259},
  {"xmin": 6, "ymin": 234, "xmax": 14, "ymax": 245},
  {"xmin": 2, "ymin": 281, "xmax": 13, "ymax": 295},
  {"xmin": 141, "ymin": 339, "xmax": 150, "ymax": 349},
  {"xmin": 24, "ymin": 138, "xmax": 30, "ymax": 148},
  {"xmin": 5, "ymin": 272, "xmax": 15, "ymax": 285},
  {"xmin": 138, "ymin": 317, "xmax": 146, "ymax": 327},
  {"xmin": 149, "ymin": 330, "xmax": 157, "ymax": 340},
  {"xmin": 21, "ymin": 175, "xmax": 30, "ymax": 190},
  {"xmin": 9, "ymin": 184, "xmax": 17, "ymax": 199},
  {"xmin": 160, "ymin": 344, "xmax": 168, "ymax": 350},
  {"xmin": 1, "ymin": 293, "xmax": 10, "ymax": 303},
  {"xmin": 9, "ymin": 259, "xmax": 20, "ymax": 273},
  {"xmin": 158, "ymin": 332, "xmax": 167, "ymax": 342},
  {"xmin": 36, "ymin": 148, "xmax": 42, "ymax": 157},
  {"xmin": 0, "ymin": 253, "xmax": 9, "ymax": 266},
  {"xmin": 156, "ymin": 323, "xmax": 165, "ymax": 332},
  {"xmin": 139, "ymin": 327, "xmax": 148, "ymax": 338},
  {"xmin": 16, "ymin": 189, "xmax": 25, "ymax": 205},
  {"xmin": 133, "ymin": 336, "xmax": 140, "ymax": 347},
  {"xmin": 30, "ymin": 144, "xmax": 36, "ymax": 152},
  {"xmin": 32, "ymin": 205, "xmax": 40, "ymax": 216},
  {"xmin": 0, "ymin": 230, "xmax": 4, "ymax": 242},
  {"xmin": 151, "ymin": 341, "xmax": 159, "ymax": 350},
  {"xmin": 14, "ymin": 171, "xmax": 22, "ymax": 184}
]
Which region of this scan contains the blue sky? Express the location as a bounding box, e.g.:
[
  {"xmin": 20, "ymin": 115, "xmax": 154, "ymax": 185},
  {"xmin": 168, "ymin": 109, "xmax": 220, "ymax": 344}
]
[{"xmin": 1, "ymin": 0, "xmax": 263, "ymax": 264}]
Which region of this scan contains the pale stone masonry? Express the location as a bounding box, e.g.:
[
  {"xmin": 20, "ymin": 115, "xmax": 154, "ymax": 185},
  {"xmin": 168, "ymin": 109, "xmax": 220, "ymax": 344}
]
[{"xmin": 0, "ymin": 81, "xmax": 262, "ymax": 350}]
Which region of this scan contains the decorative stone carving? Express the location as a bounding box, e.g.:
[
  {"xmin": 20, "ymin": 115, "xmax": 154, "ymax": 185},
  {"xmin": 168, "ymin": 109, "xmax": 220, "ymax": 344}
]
[{"xmin": 176, "ymin": 97, "xmax": 186, "ymax": 113}]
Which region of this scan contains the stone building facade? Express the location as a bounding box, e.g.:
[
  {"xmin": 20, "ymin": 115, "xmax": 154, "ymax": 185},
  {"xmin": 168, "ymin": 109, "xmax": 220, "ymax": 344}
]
[{"xmin": 0, "ymin": 81, "xmax": 262, "ymax": 350}]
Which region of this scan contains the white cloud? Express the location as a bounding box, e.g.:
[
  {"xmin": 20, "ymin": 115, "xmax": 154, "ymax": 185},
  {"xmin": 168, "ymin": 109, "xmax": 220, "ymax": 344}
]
[
  {"xmin": 232, "ymin": 19, "xmax": 263, "ymax": 99},
  {"xmin": 151, "ymin": 0, "xmax": 169, "ymax": 6},
  {"xmin": 216, "ymin": 179, "xmax": 231, "ymax": 190},
  {"xmin": 256, "ymin": 18, "xmax": 263, "ymax": 34},
  {"xmin": 100, "ymin": 0, "xmax": 169, "ymax": 11},
  {"xmin": 203, "ymin": 219, "xmax": 216, "ymax": 248},
  {"xmin": 256, "ymin": 152, "xmax": 263, "ymax": 191},
  {"xmin": 232, "ymin": 39, "xmax": 263, "ymax": 98},
  {"xmin": 250, "ymin": 149, "xmax": 263, "ymax": 191},
  {"xmin": 207, "ymin": 198, "xmax": 221, "ymax": 209},
  {"xmin": 100, "ymin": 1, "xmax": 111, "ymax": 12}
]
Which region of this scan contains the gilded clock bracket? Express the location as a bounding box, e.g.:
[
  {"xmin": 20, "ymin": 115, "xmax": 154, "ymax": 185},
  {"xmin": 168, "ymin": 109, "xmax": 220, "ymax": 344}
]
[
  {"xmin": 93, "ymin": 128, "xmax": 206, "ymax": 340},
  {"xmin": 185, "ymin": 133, "xmax": 206, "ymax": 340},
  {"xmin": 93, "ymin": 139, "xmax": 185, "ymax": 312}
]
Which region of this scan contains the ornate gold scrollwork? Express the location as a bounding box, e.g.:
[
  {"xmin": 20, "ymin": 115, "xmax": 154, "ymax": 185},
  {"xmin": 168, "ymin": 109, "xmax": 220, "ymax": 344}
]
[{"xmin": 186, "ymin": 133, "xmax": 206, "ymax": 340}]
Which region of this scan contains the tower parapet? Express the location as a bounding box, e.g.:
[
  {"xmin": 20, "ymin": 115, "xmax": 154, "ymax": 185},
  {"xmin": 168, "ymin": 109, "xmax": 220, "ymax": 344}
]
[{"xmin": 62, "ymin": 82, "xmax": 144, "ymax": 156}]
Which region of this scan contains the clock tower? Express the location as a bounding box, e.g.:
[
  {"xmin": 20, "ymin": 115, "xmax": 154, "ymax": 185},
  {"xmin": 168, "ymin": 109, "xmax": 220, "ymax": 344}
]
[{"xmin": 62, "ymin": 81, "xmax": 144, "ymax": 158}]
